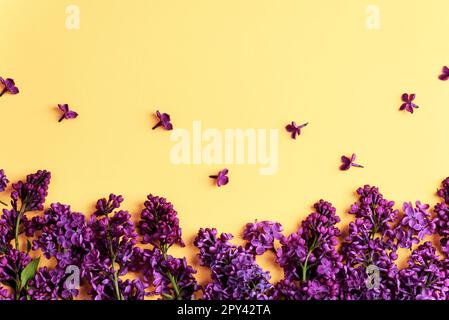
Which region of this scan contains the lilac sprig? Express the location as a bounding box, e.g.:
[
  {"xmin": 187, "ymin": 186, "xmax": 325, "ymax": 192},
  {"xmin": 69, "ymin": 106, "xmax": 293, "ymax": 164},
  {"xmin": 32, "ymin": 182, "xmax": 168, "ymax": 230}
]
[
  {"xmin": 340, "ymin": 185, "xmax": 399, "ymax": 299},
  {"xmin": 9, "ymin": 170, "xmax": 51, "ymax": 250},
  {"xmin": 84, "ymin": 194, "xmax": 143, "ymax": 300},
  {"xmin": 149, "ymin": 249, "xmax": 199, "ymax": 300},
  {"xmin": 82, "ymin": 248, "xmax": 146, "ymax": 300},
  {"xmin": 139, "ymin": 194, "xmax": 184, "ymax": 250},
  {"xmin": 138, "ymin": 195, "xmax": 197, "ymax": 300},
  {"xmin": 276, "ymin": 201, "xmax": 342, "ymax": 299}
]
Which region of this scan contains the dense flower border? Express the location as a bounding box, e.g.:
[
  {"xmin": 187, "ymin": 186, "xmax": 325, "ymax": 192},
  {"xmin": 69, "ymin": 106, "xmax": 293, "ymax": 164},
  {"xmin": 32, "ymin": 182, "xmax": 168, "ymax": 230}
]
[{"xmin": 1, "ymin": 169, "xmax": 449, "ymax": 300}]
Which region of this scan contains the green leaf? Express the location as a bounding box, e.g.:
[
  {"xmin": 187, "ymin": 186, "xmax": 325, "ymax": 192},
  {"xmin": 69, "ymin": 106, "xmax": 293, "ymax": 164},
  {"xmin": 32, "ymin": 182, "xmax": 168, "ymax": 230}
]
[
  {"xmin": 20, "ymin": 257, "xmax": 40, "ymax": 290},
  {"xmin": 26, "ymin": 240, "xmax": 32, "ymax": 253}
]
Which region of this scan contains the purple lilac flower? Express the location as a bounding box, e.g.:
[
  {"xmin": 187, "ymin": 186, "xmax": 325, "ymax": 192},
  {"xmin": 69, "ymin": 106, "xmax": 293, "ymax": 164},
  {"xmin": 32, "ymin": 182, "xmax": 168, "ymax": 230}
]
[
  {"xmin": 89, "ymin": 209, "xmax": 138, "ymax": 274},
  {"xmin": 340, "ymin": 186, "xmax": 399, "ymax": 300},
  {"xmin": 348, "ymin": 185, "xmax": 398, "ymax": 235},
  {"xmin": 392, "ymin": 202, "xmax": 435, "ymax": 249},
  {"xmin": 203, "ymin": 246, "xmax": 273, "ymax": 300},
  {"xmin": 401, "ymin": 202, "xmax": 434, "ymax": 238},
  {"xmin": 152, "ymin": 111, "xmax": 173, "ymax": 130},
  {"xmin": 137, "ymin": 247, "xmax": 196, "ymax": 300},
  {"xmin": 138, "ymin": 195, "xmax": 198, "ymax": 300},
  {"xmin": 285, "ymin": 121, "xmax": 308, "ymax": 139},
  {"xmin": 243, "ymin": 220, "xmax": 283, "ymax": 255},
  {"xmin": 0, "ymin": 248, "xmax": 32, "ymax": 300},
  {"xmin": 193, "ymin": 228, "xmax": 233, "ymax": 267},
  {"xmin": 400, "ymin": 93, "xmax": 419, "ymax": 113},
  {"xmin": 32, "ymin": 203, "xmax": 92, "ymax": 268},
  {"xmin": 93, "ymin": 193, "xmax": 124, "ymax": 216},
  {"xmin": 340, "ymin": 154, "xmax": 364, "ymax": 171},
  {"xmin": 84, "ymin": 196, "xmax": 143, "ymax": 300},
  {"xmin": 26, "ymin": 266, "xmax": 79, "ymax": 300},
  {"xmin": 0, "ymin": 77, "xmax": 19, "ymax": 97},
  {"xmin": 11, "ymin": 170, "xmax": 51, "ymax": 213},
  {"xmin": 439, "ymin": 66, "xmax": 449, "ymax": 81},
  {"xmin": 148, "ymin": 249, "xmax": 199, "ymax": 300},
  {"xmin": 86, "ymin": 269, "xmax": 146, "ymax": 300},
  {"xmin": 397, "ymin": 242, "xmax": 449, "ymax": 300},
  {"xmin": 209, "ymin": 169, "xmax": 229, "ymax": 187},
  {"xmin": 5, "ymin": 170, "xmax": 51, "ymax": 250},
  {"xmin": 194, "ymin": 228, "xmax": 273, "ymax": 300},
  {"xmin": 57, "ymin": 104, "xmax": 78, "ymax": 122},
  {"xmin": 277, "ymin": 200, "xmax": 341, "ymax": 282},
  {"xmin": 82, "ymin": 248, "xmax": 146, "ymax": 301},
  {"xmin": 276, "ymin": 200, "xmax": 342, "ymax": 299},
  {"xmin": 139, "ymin": 194, "xmax": 184, "ymax": 250},
  {"xmin": 0, "ymin": 170, "xmax": 8, "ymax": 193}
]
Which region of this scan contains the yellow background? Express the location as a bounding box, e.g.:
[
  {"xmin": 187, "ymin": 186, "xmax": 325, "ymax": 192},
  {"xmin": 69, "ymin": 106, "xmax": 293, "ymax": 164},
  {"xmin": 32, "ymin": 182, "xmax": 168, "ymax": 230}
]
[{"xmin": 1, "ymin": 0, "xmax": 449, "ymax": 286}]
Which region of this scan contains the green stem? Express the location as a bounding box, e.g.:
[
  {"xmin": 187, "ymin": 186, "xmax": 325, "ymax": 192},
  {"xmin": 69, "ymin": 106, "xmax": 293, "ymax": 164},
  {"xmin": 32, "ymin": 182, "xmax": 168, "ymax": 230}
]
[
  {"xmin": 15, "ymin": 276, "xmax": 20, "ymax": 300},
  {"xmin": 301, "ymin": 237, "xmax": 319, "ymax": 282},
  {"xmin": 107, "ymin": 233, "xmax": 123, "ymax": 301},
  {"xmin": 160, "ymin": 244, "xmax": 181, "ymax": 300},
  {"xmin": 302, "ymin": 250, "xmax": 312, "ymax": 282},
  {"xmin": 112, "ymin": 266, "xmax": 122, "ymax": 300},
  {"xmin": 167, "ymin": 272, "xmax": 181, "ymax": 300},
  {"xmin": 14, "ymin": 206, "xmax": 26, "ymax": 250}
]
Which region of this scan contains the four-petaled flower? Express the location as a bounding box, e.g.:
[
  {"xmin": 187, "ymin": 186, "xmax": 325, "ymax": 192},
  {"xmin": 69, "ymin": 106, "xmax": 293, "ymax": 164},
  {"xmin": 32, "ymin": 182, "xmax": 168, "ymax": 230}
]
[
  {"xmin": 285, "ymin": 121, "xmax": 308, "ymax": 139},
  {"xmin": 209, "ymin": 169, "xmax": 229, "ymax": 187},
  {"xmin": 400, "ymin": 93, "xmax": 419, "ymax": 114},
  {"xmin": 152, "ymin": 111, "xmax": 173, "ymax": 130},
  {"xmin": 0, "ymin": 77, "xmax": 19, "ymax": 97},
  {"xmin": 439, "ymin": 66, "xmax": 449, "ymax": 81},
  {"xmin": 58, "ymin": 104, "xmax": 78, "ymax": 122},
  {"xmin": 340, "ymin": 154, "xmax": 364, "ymax": 171}
]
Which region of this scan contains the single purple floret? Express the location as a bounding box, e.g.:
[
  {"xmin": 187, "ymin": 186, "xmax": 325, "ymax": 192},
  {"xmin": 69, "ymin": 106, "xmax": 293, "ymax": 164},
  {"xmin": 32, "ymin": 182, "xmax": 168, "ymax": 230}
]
[
  {"xmin": 0, "ymin": 77, "xmax": 19, "ymax": 97},
  {"xmin": 152, "ymin": 110, "xmax": 173, "ymax": 130},
  {"xmin": 58, "ymin": 104, "xmax": 78, "ymax": 122},
  {"xmin": 209, "ymin": 169, "xmax": 229, "ymax": 187},
  {"xmin": 285, "ymin": 121, "xmax": 308, "ymax": 139},
  {"xmin": 340, "ymin": 154, "xmax": 364, "ymax": 171},
  {"xmin": 400, "ymin": 93, "xmax": 419, "ymax": 114}
]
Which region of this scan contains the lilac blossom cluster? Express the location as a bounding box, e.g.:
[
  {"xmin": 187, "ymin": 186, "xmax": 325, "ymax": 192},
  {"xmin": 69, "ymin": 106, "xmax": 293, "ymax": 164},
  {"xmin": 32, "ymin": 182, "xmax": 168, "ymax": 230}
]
[{"xmin": 3, "ymin": 169, "xmax": 449, "ymax": 300}]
